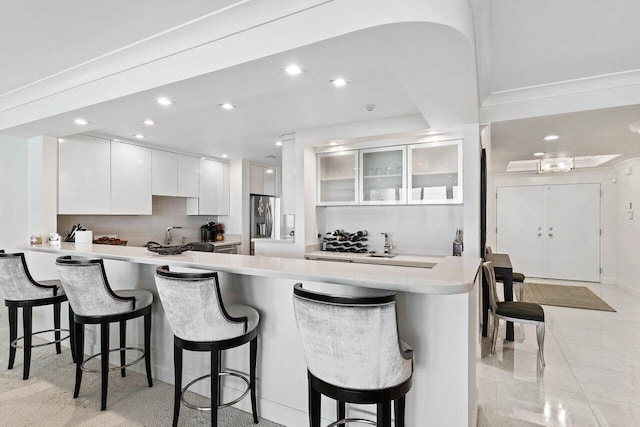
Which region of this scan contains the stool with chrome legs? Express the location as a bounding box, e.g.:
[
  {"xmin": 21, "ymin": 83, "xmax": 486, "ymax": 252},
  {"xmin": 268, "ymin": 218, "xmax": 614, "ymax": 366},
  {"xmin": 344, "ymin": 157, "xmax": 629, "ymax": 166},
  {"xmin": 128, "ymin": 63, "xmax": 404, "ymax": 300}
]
[
  {"xmin": 293, "ymin": 283, "xmax": 414, "ymax": 427},
  {"xmin": 56, "ymin": 256, "xmax": 153, "ymax": 410},
  {"xmin": 0, "ymin": 251, "xmax": 75, "ymax": 380},
  {"xmin": 154, "ymin": 265, "xmax": 259, "ymax": 427}
]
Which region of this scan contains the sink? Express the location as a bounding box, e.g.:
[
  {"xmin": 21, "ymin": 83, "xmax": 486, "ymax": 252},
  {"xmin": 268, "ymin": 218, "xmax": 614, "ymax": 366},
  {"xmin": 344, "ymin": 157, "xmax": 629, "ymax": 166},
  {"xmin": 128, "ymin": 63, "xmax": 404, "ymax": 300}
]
[{"xmin": 368, "ymin": 253, "xmax": 397, "ymax": 258}]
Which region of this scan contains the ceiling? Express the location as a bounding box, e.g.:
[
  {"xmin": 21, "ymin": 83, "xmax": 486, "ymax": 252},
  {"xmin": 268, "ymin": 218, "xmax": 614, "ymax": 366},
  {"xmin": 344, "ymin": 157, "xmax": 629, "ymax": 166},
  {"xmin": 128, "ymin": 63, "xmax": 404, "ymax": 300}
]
[{"xmin": 2, "ymin": 1, "xmax": 640, "ymax": 171}]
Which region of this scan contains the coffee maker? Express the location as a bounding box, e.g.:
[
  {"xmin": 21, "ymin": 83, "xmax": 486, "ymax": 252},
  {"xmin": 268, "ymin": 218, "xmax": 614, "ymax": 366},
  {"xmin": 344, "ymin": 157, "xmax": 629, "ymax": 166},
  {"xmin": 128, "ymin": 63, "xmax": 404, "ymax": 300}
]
[{"xmin": 200, "ymin": 221, "xmax": 218, "ymax": 242}]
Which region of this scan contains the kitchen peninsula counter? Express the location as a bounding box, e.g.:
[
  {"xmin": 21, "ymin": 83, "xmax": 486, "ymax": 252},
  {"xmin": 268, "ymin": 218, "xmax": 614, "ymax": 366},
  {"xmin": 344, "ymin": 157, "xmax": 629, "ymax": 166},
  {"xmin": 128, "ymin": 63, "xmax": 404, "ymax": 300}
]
[
  {"xmin": 305, "ymin": 250, "xmax": 442, "ymax": 269},
  {"xmin": 20, "ymin": 242, "xmax": 481, "ymax": 426},
  {"xmin": 22, "ymin": 242, "xmax": 480, "ymax": 295}
]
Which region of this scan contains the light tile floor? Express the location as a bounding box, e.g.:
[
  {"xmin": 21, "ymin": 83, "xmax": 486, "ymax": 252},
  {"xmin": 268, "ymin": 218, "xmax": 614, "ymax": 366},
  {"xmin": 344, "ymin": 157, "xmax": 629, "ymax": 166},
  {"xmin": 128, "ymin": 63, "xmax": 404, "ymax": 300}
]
[{"xmin": 478, "ymin": 279, "xmax": 640, "ymax": 426}]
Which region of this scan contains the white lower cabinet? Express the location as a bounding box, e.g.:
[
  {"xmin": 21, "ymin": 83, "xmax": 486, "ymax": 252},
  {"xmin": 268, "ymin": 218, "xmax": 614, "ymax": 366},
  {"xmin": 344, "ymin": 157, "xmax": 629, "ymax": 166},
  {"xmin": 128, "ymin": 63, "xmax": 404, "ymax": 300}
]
[
  {"xmin": 189, "ymin": 159, "xmax": 229, "ymax": 215},
  {"xmin": 58, "ymin": 135, "xmax": 111, "ymax": 214},
  {"xmin": 111, "ymin": 141, "xmax": 152, "ymax": 214}
]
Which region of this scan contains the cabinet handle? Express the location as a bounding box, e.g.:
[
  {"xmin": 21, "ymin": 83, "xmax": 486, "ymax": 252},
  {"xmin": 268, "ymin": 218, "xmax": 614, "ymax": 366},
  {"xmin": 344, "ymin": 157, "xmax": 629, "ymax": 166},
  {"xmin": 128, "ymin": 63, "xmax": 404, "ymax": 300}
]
[{"xmin": 548, "ymin": 233, "xmax": 554, "ymax": 237}]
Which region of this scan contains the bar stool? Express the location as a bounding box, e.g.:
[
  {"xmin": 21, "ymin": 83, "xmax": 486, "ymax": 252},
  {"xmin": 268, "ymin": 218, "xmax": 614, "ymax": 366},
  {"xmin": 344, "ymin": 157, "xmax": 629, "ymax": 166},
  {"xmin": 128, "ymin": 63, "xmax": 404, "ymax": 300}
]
[
  {"xmin": 292, "ymin": 283, "xmax": 414, "ymax": 427},
  {"xmin": 0, "ymin": 251, "xmax": 75, "ymax": 380},
  {"xmin": 154, "ymin": 265, "xmax": 259, "ymax": 427},
  {"xmin": 55, "ymin": 256, "xmax": 153, "ymax": 410}
]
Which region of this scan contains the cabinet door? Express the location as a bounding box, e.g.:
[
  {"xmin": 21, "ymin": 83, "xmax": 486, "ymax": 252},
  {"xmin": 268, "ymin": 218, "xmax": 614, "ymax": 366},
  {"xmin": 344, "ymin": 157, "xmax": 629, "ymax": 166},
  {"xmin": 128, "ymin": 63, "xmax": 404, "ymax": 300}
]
[
  {"xmin": 317, "ymin": 151, "xmax": 358, "ymax": 205},
  {"xmin": 360, "ymin": 146, "xmax": 405, "ymax": 205},
  {"xmin": 199, "ymin": 159, "xmax": 229, "ymax": 215},
  {"xmin": 250, "ymin": 164, "xmax": 264, "ymax": 195},
  {"xmin": 152, "ymin": 150, "xmax": 177, "ymax": 196},
  {"xmin": 177, "ymin": 155, "xmax": 199, "ymax": 197},
  {"xmin": 263, "ymin": 167, "xmax": 276, "ymax": 196},
  {"xmin": 111, "ymin": 141, "xmax": 152, "ymax": 214},
  {"xmin": 408, "ymin": 140, "xmax": 462, "ymax": 204},
  {"xmin": 59, "ymin": 135, "xmax": 111, "ymax": 214}
]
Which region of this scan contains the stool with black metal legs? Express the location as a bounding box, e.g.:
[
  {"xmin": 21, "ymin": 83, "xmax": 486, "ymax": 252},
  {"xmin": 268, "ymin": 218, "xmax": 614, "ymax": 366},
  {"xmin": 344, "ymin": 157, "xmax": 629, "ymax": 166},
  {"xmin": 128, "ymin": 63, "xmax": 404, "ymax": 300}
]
[
  {"xmin": 154, "ymin": 265, "xmax": 259, "ymax": 427},
  {"xmin": 55, "ymin": 255, "xmax": 153, "ymax": 410},
  {"xmin": 292, "ymin": 283, "xmax": 414, "ymax": 427},
  {"xmin": 0, "ymin": 251, "xmax": 75, "ymax": 380}
]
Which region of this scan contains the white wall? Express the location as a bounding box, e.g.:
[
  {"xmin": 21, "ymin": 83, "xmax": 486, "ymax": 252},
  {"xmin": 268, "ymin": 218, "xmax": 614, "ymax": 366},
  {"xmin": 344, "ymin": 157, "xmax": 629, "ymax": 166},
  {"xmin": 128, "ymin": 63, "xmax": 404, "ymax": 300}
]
[
  {"xmin": 0, "ymin": 134, "xmax": 29, "ymax": 251},
  {"xmin": 614, "ymin": 159, "xmax": 640, "ymax": 291},
  {"xmin": 487, "ymin": 168, "xmax": 617, "ymax": 283}
]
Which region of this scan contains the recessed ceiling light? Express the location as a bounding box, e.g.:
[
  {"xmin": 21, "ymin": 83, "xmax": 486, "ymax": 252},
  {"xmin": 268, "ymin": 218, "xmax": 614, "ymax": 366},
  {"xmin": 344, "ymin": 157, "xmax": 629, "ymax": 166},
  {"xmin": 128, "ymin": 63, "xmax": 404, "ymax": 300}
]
[
  {"xmin": 533, "ymin": 152, "xmax": 545, "ymax": 156},
  {"xmin": 143, "ymin": 119, "xmax": 155, "ymax": 126},
  {"xmin": 328, "ymin": 141, "xmax": 339, "ymax": 146},
  {"xmin": 156, "ymin": 97, "xmax": 173, "ymax": 106},
  {"xmin": 74, "ymin": 118, "xmax": 88, "ymax": 125},
  {"xmin": 265, "ymin": 169, "xmax": 274, "ymax": 174},
  {"xmin": 58, "ymin": 138, "xmax": 65, "ymax": 143},
  {"xmin": 134, "ymin": 134, "xmax": 145, "ymax": 139},
  {"xmin": 220, "ymin": 103, "xmax": 235, "ymax": 110},
  {"xmin": 284, "ymin": 64, "xmax": 304, "ymax": 75},
  {"xmin": 275, "ymin": 141, "xmax": 283, "ymax": 146},
  {"xmin": 200, "ymin": 157, "xmax": 206, "ymax": 160},
  {"xmin": 221, "ymin": 154, "xmax": 228, "ymax": 158},
  {"xmin": 113, "ymin": 139, "xmax": 121, "ymax": 142},
  {"xmin": 544, "ymin": 135, "xmax": 559, "ymax": 141},
  {"xmin": 330, "ymin": 78, "xmax": 348, "ymax": 87}
]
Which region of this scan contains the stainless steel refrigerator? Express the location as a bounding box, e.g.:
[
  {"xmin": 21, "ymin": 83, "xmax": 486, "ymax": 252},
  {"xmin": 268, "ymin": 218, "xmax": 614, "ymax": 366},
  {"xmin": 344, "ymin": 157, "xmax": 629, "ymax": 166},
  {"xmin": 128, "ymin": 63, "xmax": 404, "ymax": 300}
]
[{"xmin": 250, "ymin": 195, "xmax": 280, "ymax": 254}]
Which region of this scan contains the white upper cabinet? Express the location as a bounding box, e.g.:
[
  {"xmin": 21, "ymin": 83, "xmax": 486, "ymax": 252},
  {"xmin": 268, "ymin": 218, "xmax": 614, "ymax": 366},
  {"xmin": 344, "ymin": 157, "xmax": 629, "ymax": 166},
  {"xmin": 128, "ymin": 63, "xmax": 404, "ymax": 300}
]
[
  {"xmin": 317, "ymin": 151, "xmax": 358, "ymax": 206},
  {"xmin": 151, "ymin": 151, "xmax": 199, "ymax": 197},
  {"xmin": 111, "ymin": 141, "xmax": 152, "ymax": 214},
  {"xmin": 407, "ymin": 140, "xmax": 462, "ymax": 204},
  {"xmin": 59, "ymin": 135, "xmax": 111, "ymax": 214},
  {"xmin": 177, "ymin": 154, "xmax": 199, "ymax": 197},
  {"xmin": 197, "ymin": 158, "xmax": 229, "ymax": 215},
  {"xmin": 152, "ymin": 150, "xmax": 178, "ymax": 196},
  {"xmin": 360, "ymin": 146, "xmax": 406, "ymax": 205},
  {"xmin": 250, "ymin": 163, "xmax": 277, "ymax": 196}
]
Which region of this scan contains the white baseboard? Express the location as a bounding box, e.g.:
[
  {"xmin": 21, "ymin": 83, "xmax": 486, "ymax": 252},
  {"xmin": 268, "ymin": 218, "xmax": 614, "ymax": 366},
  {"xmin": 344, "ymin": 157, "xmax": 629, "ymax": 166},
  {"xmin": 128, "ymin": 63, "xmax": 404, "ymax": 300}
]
[
  {"xmin": 602, "ymin": 276, "xmax": 616, "ymax": 285},
  {"xmin": 615, "ymin": 279, "xmax": 640, "ymax": 296}
]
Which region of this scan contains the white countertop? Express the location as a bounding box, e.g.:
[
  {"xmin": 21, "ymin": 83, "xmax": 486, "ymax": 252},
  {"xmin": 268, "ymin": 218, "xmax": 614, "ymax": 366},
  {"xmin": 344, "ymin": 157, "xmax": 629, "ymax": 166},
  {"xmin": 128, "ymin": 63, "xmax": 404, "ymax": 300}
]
[
  {"xmin": 305, "ymin": 251, "xmax": 441, "ymax": 268},
  {"xmin": 20, "ymin": 242, "xmax": 481, "ymax": 295}
]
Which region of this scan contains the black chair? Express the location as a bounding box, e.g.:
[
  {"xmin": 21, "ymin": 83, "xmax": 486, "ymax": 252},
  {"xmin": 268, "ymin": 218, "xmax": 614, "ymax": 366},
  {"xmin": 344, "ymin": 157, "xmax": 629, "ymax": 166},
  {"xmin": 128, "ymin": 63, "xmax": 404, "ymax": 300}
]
[
  {"xmin": 483, "ymin": 261, "xmax": 545, "ymax": 367},
  {"xmin": 0, "ymin": 251, "xmax": 75, "ymax": 380},
  {"xmin": 293, "ymin": 283, "xmax": 413, "ymax": 427},
  {"xmin": 485, "ymin": 246, "xmax": 525, "ymax": 301},
  {"xmin": 154, "ymin": 265, "xmax": 259, "ymax": 427},
  {"xmin": 56, "ymin": 256, "xmax": 153, "ymax": 410}
]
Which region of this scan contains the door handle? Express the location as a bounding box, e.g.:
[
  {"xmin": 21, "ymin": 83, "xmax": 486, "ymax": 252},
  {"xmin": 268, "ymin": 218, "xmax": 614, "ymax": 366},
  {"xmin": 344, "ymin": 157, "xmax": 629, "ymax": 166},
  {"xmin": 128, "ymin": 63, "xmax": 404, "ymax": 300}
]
[{"xmin": 548, "ymin": 233, "xmax": 553, "ymax": 237}]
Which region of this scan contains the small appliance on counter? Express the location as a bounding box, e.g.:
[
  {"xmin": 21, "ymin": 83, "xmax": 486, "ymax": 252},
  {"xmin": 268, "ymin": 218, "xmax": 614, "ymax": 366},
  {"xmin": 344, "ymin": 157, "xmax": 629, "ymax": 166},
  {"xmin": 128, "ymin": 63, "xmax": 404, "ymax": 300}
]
[
  {"xmin": 453, "ymin": 229, "xmax": 463, "ymax": 256},
  {"xmin": 201, "ymin": 220, "xmax": 224, "ymax": 242}
]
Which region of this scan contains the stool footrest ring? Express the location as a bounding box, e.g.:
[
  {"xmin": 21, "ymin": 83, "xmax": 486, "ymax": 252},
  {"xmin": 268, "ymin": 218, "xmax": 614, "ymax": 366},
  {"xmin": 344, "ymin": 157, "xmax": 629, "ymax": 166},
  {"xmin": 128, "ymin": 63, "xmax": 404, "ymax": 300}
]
[
  {"xmin": 327, "ymin": 419, "xmax": 377, "ymax": 427},
  {"xmin": 80, "ymin": 347, "xmax": 145, "ymax": 373},
  {"xmin": 181, "ymin": 371, "xmax": 251, "ymax": 411},
  {"xmin": 11, "ymin": 328, "xmax": 70, "ymax": 349}
]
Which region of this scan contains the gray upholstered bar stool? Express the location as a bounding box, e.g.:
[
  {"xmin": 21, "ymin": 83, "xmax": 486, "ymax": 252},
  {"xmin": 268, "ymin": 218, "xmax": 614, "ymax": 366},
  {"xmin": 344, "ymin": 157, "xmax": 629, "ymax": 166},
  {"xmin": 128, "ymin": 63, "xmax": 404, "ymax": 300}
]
[
  {"xmin": 154, "ymin": 265, "xmax": 259, "ymax": 427},
  {"xmin": 293, "ymin": 283, "xmax": 414, "ymax": 427},
  {"xmin": 55, "ymin": 256, "xmax": 153, "ymax": 410},
  {"xmin": 0, "ymin": 251, "xmax": 75, "ymax": 380}
]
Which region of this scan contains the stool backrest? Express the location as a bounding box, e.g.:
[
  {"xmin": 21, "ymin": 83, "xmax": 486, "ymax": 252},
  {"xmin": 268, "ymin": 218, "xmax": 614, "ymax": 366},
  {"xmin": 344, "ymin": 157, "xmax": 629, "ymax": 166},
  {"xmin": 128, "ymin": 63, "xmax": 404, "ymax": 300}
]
[
  {"xmin": 293, "ymin": 283, "xmax": 411, "ymax": 390},
  {"xmin": 154, "ymin": 266, "xmax": 248, "ymax": 341},
  {"xmin": 482, "ymin": 261, "xmax": 500, "ymax": 314},
  {"xmin": 56, "ymin": 256, "xmax": 135, "ymax": 316},
  {"xmin": 0, "ymin": 252, "xmax": 58, "ymax": 300}
]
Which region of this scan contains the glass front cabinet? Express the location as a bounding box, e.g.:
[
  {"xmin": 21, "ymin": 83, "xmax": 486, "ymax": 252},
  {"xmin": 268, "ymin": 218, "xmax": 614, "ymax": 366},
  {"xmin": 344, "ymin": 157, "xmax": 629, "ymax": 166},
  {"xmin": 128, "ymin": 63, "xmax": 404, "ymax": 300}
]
[
  {"xmin": 408, "ymin": 140, "xmax": 462, "ymax": 204},
  {"xmin": 359, "ymin": 146, "xmax": 406, "ymax": 205},
  {"xmin": 317, "ymin": 151, "xmax": 359, "ymax": 205}
]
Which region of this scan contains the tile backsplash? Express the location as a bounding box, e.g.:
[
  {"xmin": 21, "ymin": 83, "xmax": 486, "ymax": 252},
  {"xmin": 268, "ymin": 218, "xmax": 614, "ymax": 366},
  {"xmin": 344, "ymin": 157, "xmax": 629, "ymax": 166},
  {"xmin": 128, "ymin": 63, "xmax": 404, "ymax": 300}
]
[{"xmin": 58, "ymin": 196, "xmax": 217, "ymax": 247}]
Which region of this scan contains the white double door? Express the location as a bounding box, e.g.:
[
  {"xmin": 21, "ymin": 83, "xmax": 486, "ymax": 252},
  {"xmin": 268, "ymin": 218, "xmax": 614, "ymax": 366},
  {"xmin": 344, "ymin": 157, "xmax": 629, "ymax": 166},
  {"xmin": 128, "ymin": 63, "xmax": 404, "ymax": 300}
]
[{"xmin": 496, "ymin": 183, "xmax": 600, "ymax": 281}]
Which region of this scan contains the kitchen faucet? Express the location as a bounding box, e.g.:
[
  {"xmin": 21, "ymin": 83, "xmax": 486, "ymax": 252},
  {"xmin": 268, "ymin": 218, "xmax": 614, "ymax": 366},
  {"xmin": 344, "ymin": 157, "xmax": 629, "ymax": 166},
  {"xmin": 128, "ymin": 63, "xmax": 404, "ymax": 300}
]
[
  {"xmin": 166, "ymin": 226, "xmax": 182, "ymax": 245},
  {"xmin": 381, "ymin": 232, "xmax": 393, "ymax": 255}
]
